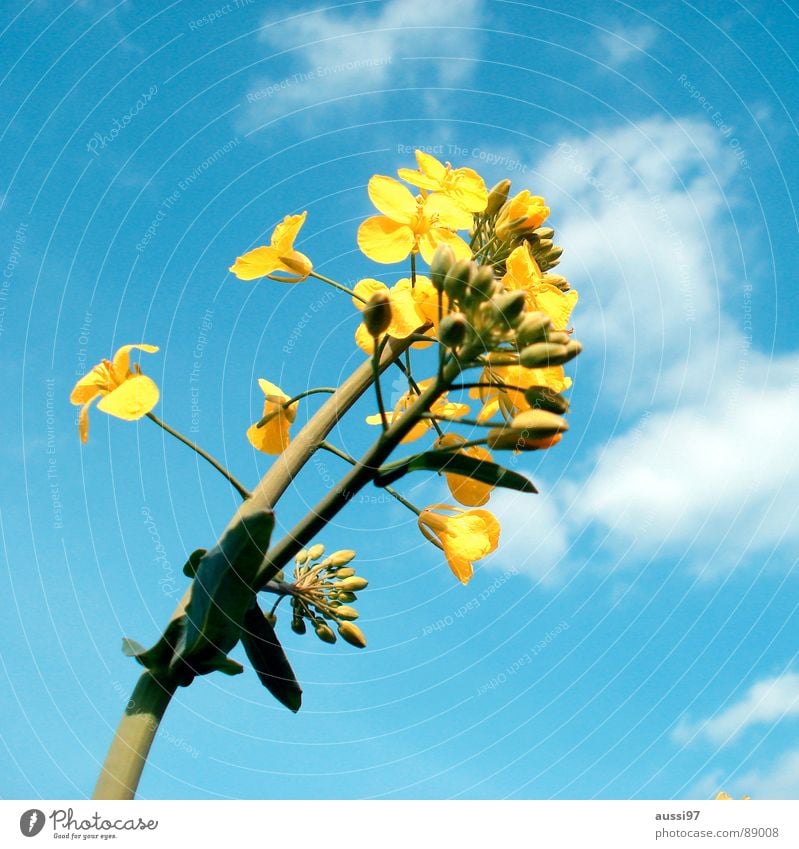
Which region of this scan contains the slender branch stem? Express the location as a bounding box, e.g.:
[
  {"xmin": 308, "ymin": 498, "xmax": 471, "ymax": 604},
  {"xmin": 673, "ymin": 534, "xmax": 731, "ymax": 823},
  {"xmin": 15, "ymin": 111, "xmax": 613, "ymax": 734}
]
[
  {"xmin": 146, "ymin": 413, "xmax": 251, "ymax": 501},
  {"xmin": 372, "ymin": 344, "xmax": 389, "ymax": 430},
  {"xmin": 319, "ymin": 441, "xmax": 421, "ymax": 516},
  {"xmin": 256, "ymin": 387, "xmax": 336, "ymax": 428},
  {"xmin": 309, "ymin": 270, "xmax": 365, "ymax": 302}
]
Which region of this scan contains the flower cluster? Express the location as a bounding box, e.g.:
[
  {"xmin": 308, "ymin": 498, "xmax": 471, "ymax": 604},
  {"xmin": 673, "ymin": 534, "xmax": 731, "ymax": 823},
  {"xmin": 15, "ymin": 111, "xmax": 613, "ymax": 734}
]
[{"xmin": 281, "ymin": 544, "xmax": 368, "ymax": 648}]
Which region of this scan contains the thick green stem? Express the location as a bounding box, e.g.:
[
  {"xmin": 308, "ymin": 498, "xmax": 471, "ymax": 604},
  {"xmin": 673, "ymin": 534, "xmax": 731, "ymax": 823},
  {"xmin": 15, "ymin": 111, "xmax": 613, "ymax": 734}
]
[
  {"xmin": 93, "ymin": 670, "xmax": 179, "ymax": 800},
  {"xmin": 94, "ymin": 332, "xmax": 424, "ymax": 799}
]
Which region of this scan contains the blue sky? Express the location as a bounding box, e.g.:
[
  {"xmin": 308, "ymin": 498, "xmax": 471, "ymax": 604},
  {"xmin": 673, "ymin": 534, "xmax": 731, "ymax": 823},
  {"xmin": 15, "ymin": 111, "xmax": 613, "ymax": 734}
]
[{"xmin": 1, "ymin": 0, "xmax": 798, "ymax": 800}]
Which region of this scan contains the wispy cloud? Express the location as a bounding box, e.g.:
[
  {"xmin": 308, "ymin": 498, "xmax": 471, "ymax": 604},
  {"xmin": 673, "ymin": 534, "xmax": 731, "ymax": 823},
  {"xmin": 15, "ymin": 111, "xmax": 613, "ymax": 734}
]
[
  {"xmin": 242, "ymin": 0, "xmax": 483, "ymax": 130},
  {"xmin": 597, "ymin": 23, "xmax": 659, "ymax": 69},
  {"xmin": 673, "ymin": 672, "xmax": 799, "ymax": 745}
]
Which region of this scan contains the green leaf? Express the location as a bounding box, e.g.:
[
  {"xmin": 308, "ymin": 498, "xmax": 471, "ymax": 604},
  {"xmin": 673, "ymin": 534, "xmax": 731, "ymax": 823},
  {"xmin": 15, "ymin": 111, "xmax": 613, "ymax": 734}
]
[
  {"xmin": 375, "ymin": 451, "xmax": 538, "ymax": 494},
  {"xmin": 172, "ymin": 509, "xmax": 275, "ymax": 675},
  {"xmin": 241, "ymin": 604, "xmax": 302, "ymax": 713}
]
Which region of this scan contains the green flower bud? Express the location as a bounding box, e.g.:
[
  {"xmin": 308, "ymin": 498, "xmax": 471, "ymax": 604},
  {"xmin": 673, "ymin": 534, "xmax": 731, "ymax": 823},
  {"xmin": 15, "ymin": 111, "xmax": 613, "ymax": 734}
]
[
  {"xmin": 336, "ymin": 591, "xmax": 357, "ymax": 602},
  {"xmin": 533, "ymin": 226, "xmax": 555, "ymax": 240},
  {"xmin": 469, "ymin": 265, "xmax": 498, "ymax": 298},
  {"xmin": 490, "ymin": 291, "xmax": 527, "ymax": 326},
  {"xmin": 338, "ymin": 621, "xmax": 367, "ymax": 649},
  {"xmin": 363, "ymin": 291, "xmax": 392, "ymax": 337},
  {"xmin": 438, "ymin": 313, "xmax": 469, "ymax": 349},
  {"xmin": 523, "ymin": 386, "xmax": 570, "ymax": 415},
  {"xmin": 485, "ymin": 179, "xmax": 511, "ymax": 216},
  {"xmin": 315, "ymin": 623, "xmax": 337, "ymax": 643},
  {"xmin": 430, "ymin": 244, "xmax": 457, "ymax": 291},
  {"xmin": 334, "ymin": 567, "xmax": 356, "ymax": 579},
  {"xmin": 443, "ymin": 259, "xmax": 474, "ymax": 301},
  {"xmin": 515, "ymin": 311, "xmax": 553, "ymax": 346},
  {"xmin": 486, "ymin": 409, "xmax": 568, "ymax": 450},
  {"xmin": 291, "ymin": 617, "xmax": 307, "ymax": 635},
  {"xmin": 336, "ymin": 576, "xmax": 368, "ymax": 592},
  {"xmin": 544, "ymin": 274, "xmax": 570, "ymax": 291},
  {"xmin": 334, "ymin": 605, "xmax": 359, "ymax": 621},
  {"xmin": 523, "ymin": 339, "xmax": 582, "ymax": 367}
]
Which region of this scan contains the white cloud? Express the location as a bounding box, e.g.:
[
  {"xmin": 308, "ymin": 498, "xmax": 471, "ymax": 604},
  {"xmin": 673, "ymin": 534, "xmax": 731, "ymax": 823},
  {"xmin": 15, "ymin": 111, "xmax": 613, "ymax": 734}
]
[
  {"xmin": 243, "ymin": 0, "xmax": 482, "ymax": 128},
  {"xmin": 673, "ymin": 672, "xmax": 799, "ymax": 745},
  {"xmin": 597, "ymin": 24, "xmax": 659, "ymax": 69},
  {"xmin": 734, "ymin": 747, "xmax": 799, "ymax": 799}
]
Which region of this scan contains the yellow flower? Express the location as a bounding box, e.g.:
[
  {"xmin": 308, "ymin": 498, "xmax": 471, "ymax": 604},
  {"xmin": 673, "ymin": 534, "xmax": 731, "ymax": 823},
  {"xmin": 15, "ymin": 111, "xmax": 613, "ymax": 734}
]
[
  {"xmin": 496, "ymin": 190, "xmax": 550, "ymax": 240},
  {"xmin": 714, "ymin": 791, "xmax": 751, "ymax": 800},
  {"xmin": 434, "ymin": 433, "xmax": 495, "ymax": 507},
  {"xmin": 357, "ymin": 175, "xmax": 472, "ymax": 264},
  {"xmin": 247, "ymin": 379, "xmax": 297, "ymax": 455},
  {"xmin": 69, "ymin": 344, "xmax": 159, "ymax": 444},
  {"xmin": 353, "ymin": 276, "xmax": 441, "ymax": 353},
  {"xmin": 470, "ymin": 364, "xmax": 571, "ymax": 423},
  {"xmin": 229, "ymin": 212, "xmax": 312, "ymax": 281},
  {"xmin": 418, "ymin": 504, "xmax": 501, "ymax": 584},
  {"xmin": 366, "ymin": 379, "xmax": 469, "ymax": 443},
  {"xmin": 503, "ymin": 245, "xmax": 578, "ymax": 330},
  {"xmin": 397, "ymin": 150, "xmax": 488, "ymax": 213}
]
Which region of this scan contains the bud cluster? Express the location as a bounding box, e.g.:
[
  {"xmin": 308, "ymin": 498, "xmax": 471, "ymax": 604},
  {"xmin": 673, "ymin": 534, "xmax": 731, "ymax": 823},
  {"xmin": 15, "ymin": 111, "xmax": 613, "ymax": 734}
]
[{"xmin": 287, "ymin": 544, "xmax": 368, "ymax": 648}]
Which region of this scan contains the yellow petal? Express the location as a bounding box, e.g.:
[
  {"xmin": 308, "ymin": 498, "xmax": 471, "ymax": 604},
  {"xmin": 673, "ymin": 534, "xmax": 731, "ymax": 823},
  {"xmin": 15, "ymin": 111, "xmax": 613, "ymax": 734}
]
[
  {"xmin": 424, "ymin": 192, "xmax": 473, "ymax": 231},
  {"xmin": 368, "ymin": 176, "xmax": 416, "ymax": 222},
  {"xmin": 270, "ymin": 212, "xmax": 307, "ymax": 252},
  {"xmin": 435, "ymin": 434, "xmax": 494, "ymax": 507},
  {"xmin": 529, "ymin": 285, "xmax": 578, "ymax": 330},
  {"xmin": 448, "ymin": 167, "xmax": 488, "ymax": 213},
  {"xmin": 353, "ymin": 278, "xmax": 389, "ymax": 310},
  {"xmin": 274, "ymin": 249, "xmax": 313, "ymax": 280},
  {"xmin": 70, "ymin": 365, "xmax": 109, "ymax": 405},
  {"xmin": 410, "ymin": 275, "xmax": 440, "ymax": 327},
  {"xmin": 78, "ymin": 401, "xmax": 93, "ymax": 444},
  {"xmin": 247, "ymin": 417, "xmax": 291, "ymax": 455},
  {"xmin": 355, "ymin": 321, "xmax": 378, "ymax": 354},
  {"xmin": 357, "ymin": 216, "xmax": 415, "ymax": 263},
  {"xmin": 504, "ymin": 244, "xmax": 541, "ymax": 289},
  {"xmin": 418, "ymin": 229, "xmax": 471, "ymax": 265},
  {"xmin": 111, "ymin": 343, "xmax": 159, "ymax": 381},
  {"xmin": 415, "ymin": 150, "xmax": 448, "ymax": 182},
  {"xmin": 396, "ymin": 167, "xmax": 440, "ymax": 191},
  {"xmin": 387, "ymin": 281, "xmax": 426, "ymax": 338},
  {"xmin": 96, "ymin": 374, "xmax": 159, "ymax": 421},
  {"xmin": 229, "ymin": 246, "xmax": 282, "ymax": 280},
  {"xmin": 257, "ymin": 378, "xmax": 287, "ymax": 400}
]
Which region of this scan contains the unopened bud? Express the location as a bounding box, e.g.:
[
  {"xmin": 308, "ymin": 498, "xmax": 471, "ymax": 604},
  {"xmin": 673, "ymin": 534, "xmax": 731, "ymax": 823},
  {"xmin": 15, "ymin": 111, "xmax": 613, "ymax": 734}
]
[
  {"xmin": 328, "ymin": 549, "xmax": 356, "ymax": 567},
  {"xmin": 314, "ymin": 623, "xmax": 337, "ymax": 643},
  {"xmin": 295, "ymin": 549, "xmax": 309, "ymax": 565},
  {"xmin": 490, "ymin": 291, "xmax": 526, "ymax": 326},
  {"xmin": 307, "ymin": 543, "xmax": 326, "ymax": 561},
  {"xmin": 486, "ymin": 409, "xmax": 568, "ymax": 449},
  {"xmin": 544, "ymin": 274, "xmax": 570, "ymax": 291},
  {"xmin": 515, "ymin": 311, "xmax": 553, "ymax": 346},
  {"xmin": 524, "ymin": 386, "xmax": 570, "ymax": 414},
  {"xmin": 336, "ymin": 591, "xmax": 357, "ymax": 602},
  {"xmin": 533, "ymin": 227, "xmax": 555, "ymax": 240},
  {"xmin": 430, "ymin": 244, "xmax": 457, "ymax": 291},
  {"xmin": 334, "ymin": 605, "xmax": 359, "ymax": 621},
  {"xmin": 438, "ymin": 313, "xmax": 468, "ymax": 349},
  {"xmin": 334, "ymin": 567, "xmax": 356, "ymax": 579},
  {"xmin": 545, "ymin": 330, "xmax": 572, "ymax": 346},
  {"xmin": 336, "ymin": 576, "xmax": 369, "ymax": 592},
  {"xmin": 486, "ymin": 179, "xmax": 511, "ymax": 216},
  {"xmin": 443, "ymin": 259, "xmax": 474, "ymax": 301},
  {"xmin": 363, "ymin": 291, "xmax": 392, "ymax": 337},
  {"xmin": 291, "ymin": 617, "xmax": 306, "ymax": 635},
  {"xmin": 519, "ymin": 340, "xmax": 581, "ymax": 368},
  {"xmin": 338, "ymin": 621, "xmax": 367, "ymax": 648},
  {"xmin": 469, "ymin": 265, "xmax": 498, "ymax": 298}
]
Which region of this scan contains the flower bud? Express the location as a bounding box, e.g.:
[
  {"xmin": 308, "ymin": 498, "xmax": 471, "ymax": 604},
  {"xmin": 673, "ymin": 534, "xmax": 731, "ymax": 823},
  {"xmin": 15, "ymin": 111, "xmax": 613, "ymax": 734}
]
[
  {"xmin": 533, "ymin": 226, "xmax": 555, "ymax": 240},
  {"xmin": 314, "ymin": 622, "xmax": 337, "ymax": 643},
  {"xmin": 443, "ymin": 259, "xmax": 474, "ymax": 301},
  {"xmin": 544, "ymin": 273, "xmax": 570, "ymax": 291},
  {"xmin": 545, "ymin": 330, "xmax": 572, "ymax": 346},
  {"xmin": 264, "ymin": 611, "xmax": 277, "ymax": 626},
  {"xmin": 334, "ymin": 567, "xmax": 356, "ymax": 579},
  {"xmin": 363, "ymin": 291, "xmax": 392, "ymax": 337},
  {"xmin": 515, "ymin": 311, "xmax": 553, "ymax": 346},
  {"xmin": 519, "ymin": 341, "xmax": 581, "ymax": 368},
  {"xmin": 469, "ymin": 265, "xmax": 498, "ymax": 298},
  {"xmin": 328, "ymin": 549, "xmax": 356, "ymax": 567},
  {"xmin": 336, "ymin": 591, "xmax": 357, "ymax": 603},
  {"xmin": 438, "ymin": 313, "xmax": 468, "ymax": 349},
  {"xmin": 336, "ymin": 576, "xmax": 369, "ymax": 592},
  {"xmin": 524, "ymin": 386, "xmax": 570, "ymax": 414},
  {"xmin": 307, "ymin": 543, "xmax": 325, "ymax": 561},
  {"xmin": 490, "ymin": 291, "xmax": 527, "ymax": 326},
  {"xmin": 291, "ymin": 616, "xmax": 307, "ymax": 635},
  {"xmin": 429, "ymin": 244, "xmax": 457, "ymax": 291},
  {"xmin": 486, "ymin": 409, "xmax": 568, "ymax": 450},
  {"xmin": 295, "ymin": 549, "xmax": 309, "ymax": 565},
  {"xmin": 338, "ymin": 621, "xmax": 367, "ymax": 648},
  {"xmin": 334, "ymin": 605, "xmax": 359, "ymax": 621},
  {"xmin": 485, "ymin": 179, "xmax": 511, "ymax": 216}
]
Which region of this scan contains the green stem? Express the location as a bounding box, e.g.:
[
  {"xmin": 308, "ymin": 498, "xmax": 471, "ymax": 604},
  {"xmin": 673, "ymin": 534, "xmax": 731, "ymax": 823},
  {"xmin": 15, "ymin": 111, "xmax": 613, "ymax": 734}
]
[
  {"xmin": 93, "ymin": 670, "xmax": 179, "ymax": 800},
  {"xmin": 319, "ymin": 441, "xmax": 421, "ymax": 516},
  {"xmin": 256, "ymin": 387, "xmax": 337, "ymax": 428},
  {"xmin": 309, "ymin": 270, "xmax": 365, "ymax": 302},
  {"xmin": 372, "ymin": 344, "xmax": 389, "ymax": 430},
  {"xmin": 147, "ymin": 413, "xmax": 251, "ymax": 501}
]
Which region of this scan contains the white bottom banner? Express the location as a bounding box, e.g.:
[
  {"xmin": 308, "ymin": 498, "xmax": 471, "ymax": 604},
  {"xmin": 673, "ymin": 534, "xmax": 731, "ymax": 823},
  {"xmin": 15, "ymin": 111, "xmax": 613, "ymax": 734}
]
[{"xmin": 2, "ymin": 800, "xmax": 796, "ymax": 848}]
